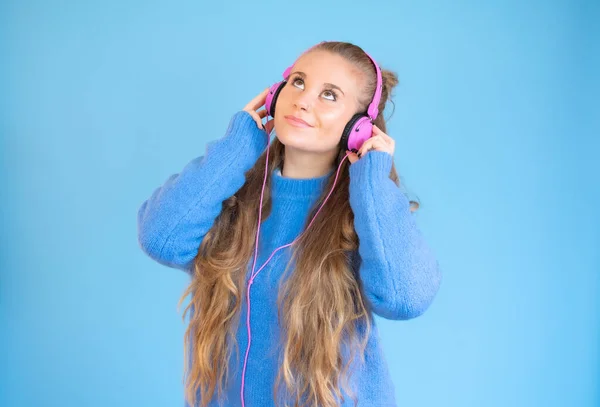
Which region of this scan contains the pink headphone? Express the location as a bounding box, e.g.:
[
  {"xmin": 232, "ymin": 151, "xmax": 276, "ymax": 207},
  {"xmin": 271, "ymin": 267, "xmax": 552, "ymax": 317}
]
[
  {"xmin": 240, "ymin": 42, "xmax": 383, "ymax": 407},
  {"xmin": 265, "ymin": 40, "xmax": 383, "ymax": 153}
]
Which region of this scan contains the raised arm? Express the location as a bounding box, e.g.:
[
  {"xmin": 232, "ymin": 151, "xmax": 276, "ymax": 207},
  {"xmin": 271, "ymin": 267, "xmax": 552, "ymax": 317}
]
[
  {"xmin": 137, "ymin": 110, "xmax": 268, "ymax": 273},
  {"xmin": 348, "ymin": 150, "xmax": 442, "ymax": 320}
]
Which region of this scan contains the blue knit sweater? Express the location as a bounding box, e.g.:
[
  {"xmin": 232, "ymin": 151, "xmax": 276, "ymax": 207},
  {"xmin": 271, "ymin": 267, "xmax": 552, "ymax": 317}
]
[{"xmin": 137, "ymin": 111, "xmax": 442, "ymax": 407}]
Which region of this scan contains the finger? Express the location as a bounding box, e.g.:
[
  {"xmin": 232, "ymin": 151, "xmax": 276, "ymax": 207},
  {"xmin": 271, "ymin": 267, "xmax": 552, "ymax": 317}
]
[
  {"xmin": 373, "ymin": 124, "xmax": 390, "ymax": 136},
  {"xmin": 358, "ymin": 139, "xmax": 385, "ymax": 156},
  {"xmin": 244, "ymin": 87, "xmax": 270, "ymax": 111},
  {"xmin": 380, "ymin": 133, "xmax": 394, "ymax": 145},
  {"xmin": 373, "ymin": 125, "xmax": 393, "ymax": 144},
  {"xmin": 345, "ymin": 150, "xmax": 358, "ymax": 164},
  {"xmin": 357, "ymin": 140, "xmax": 372, "ymax": 157},
  {"xmin": 371, "ymin": 125, "xmax": 384, "ymax": 138},
  {"xmin": 373, "ymin": 134, "xmax": 393, "ymax": 147},
  {"xmin": 242, "ymin": 107, "xmax": 268, "ymax": 128},
  {"xmin": 246, "ymin": 110, "xmax": 263, "ymax": 130},
  {"xmin": 367, "ymin": 134, "xmax": 391, "ymax": 150},
  {"xmin": 374, "ymin": 139, "xmax": 389, "ymax": 152}
]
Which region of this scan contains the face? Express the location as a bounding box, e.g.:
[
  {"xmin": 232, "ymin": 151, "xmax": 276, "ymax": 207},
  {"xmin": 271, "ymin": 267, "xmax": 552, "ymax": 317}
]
[{"xmin": 273, "ymin": 50, "xmax": 364, "ymax": 154}]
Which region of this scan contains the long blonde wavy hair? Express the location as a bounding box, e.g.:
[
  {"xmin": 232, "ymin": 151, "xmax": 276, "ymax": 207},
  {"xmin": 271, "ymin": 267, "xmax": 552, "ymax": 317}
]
[{"xmin": 177, "ymin": 41, "xmax": 419, "ymax": 407}]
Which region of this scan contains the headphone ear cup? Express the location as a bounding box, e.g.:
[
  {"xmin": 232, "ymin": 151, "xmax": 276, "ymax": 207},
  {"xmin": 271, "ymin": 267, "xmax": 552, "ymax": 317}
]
[
  {"xmin": 266, "ymin": 81, "xmax": 286, "ymax": 118},
  {"xmin": 340, "ymin": 113, "xmax": 366, "ymax": 151}
]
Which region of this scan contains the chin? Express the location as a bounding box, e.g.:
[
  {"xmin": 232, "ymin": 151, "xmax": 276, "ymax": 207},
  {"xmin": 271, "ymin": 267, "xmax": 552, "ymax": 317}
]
[
  {"xmin": 277, "ymin": 132, "xmax": 309, "ymax": 150},
  {"xmin": 276, "ymin": 123, "xmax": 316, "ymax": 145}
]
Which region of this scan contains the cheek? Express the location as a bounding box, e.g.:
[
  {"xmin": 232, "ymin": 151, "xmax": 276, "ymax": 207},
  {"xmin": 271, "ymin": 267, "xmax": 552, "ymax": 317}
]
[
  {"xmin": 276, "ymin": 86, "xmax": 292, "ymax": 108},
  {"xmin": 318, "ymin": 109, "xmax": 351, "ymax": 135},
  {"xmin": 273, "ymin": 115, "xmax": 285, "ymax": 131}
]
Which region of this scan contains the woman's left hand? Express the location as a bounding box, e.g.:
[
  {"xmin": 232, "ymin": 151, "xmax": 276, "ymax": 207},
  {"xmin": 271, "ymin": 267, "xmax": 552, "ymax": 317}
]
[{"xmin": 346, "ymin": 124, "xmax": 395, "ymax": 164}]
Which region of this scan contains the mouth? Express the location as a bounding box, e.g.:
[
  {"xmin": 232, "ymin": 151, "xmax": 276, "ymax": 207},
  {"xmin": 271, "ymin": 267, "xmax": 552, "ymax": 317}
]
[{"xmin": 284, "ymin": 115, "xmax": 313, "ymax": 128}]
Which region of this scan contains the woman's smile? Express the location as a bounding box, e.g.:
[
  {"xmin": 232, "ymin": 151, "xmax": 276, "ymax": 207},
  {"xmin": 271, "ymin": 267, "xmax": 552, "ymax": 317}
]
[{"xmin": 284, "ymin": 115, "xmax": 314, "ymax": 128}]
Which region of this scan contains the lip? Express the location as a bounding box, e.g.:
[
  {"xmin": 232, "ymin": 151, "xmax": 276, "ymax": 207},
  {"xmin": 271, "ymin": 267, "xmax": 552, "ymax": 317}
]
[{"xmin": 284, "ymin": 115, "xmax": 313, "ymax": 128}]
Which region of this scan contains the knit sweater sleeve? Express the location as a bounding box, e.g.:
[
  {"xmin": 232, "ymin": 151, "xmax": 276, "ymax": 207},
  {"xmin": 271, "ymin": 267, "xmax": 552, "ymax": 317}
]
[
  {"xmin": 348, "ymin": 150, "xmax": 442, "ymax": 320},
  {"xmin": 137, "ymin": 111, "xmax": 268, "ymax": 274}
]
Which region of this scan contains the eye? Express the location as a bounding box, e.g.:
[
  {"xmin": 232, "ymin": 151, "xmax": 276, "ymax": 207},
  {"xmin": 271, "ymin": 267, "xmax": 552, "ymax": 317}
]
[
  {"xmin": 322, "ymin": 90, "xmax": 337, "ymax": 101},
  {"xmin": 290, "ymin": 76, "xmax": 338, "ymax": 102},
  {"xmin": 291, "ymin": 76, "xmax": 304, "ymax": 89}
]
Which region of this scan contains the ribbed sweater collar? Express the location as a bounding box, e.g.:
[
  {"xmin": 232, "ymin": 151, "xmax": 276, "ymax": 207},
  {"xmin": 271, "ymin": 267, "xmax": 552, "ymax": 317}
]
[{"xmin": 271, "ymin": 165, "xmax": 334, "ymax": 199}]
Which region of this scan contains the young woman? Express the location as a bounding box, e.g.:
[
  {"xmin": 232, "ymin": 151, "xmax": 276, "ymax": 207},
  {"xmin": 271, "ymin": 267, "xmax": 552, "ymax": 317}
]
[{"xmin": 137, "ymin": 40, "xmax": 442, "ymax": 407}]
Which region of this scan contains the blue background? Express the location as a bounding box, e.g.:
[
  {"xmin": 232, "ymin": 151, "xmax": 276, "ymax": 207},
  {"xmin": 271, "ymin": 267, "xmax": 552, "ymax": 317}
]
[{"xmin": 1, "ymin": 1, "xmax": 598, "ymax": 406}]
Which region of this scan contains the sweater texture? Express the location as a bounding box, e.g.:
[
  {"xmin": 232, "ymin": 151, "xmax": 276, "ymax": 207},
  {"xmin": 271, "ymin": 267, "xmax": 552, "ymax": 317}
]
[{"xmin": 137, "ymin": 111, "xmax": 442, "ymax": 406}]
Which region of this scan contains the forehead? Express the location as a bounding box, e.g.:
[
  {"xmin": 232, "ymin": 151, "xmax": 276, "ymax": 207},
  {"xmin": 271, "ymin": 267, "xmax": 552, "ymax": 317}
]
[{"xmin": 293, "ymin": 50, "xmax": 364, "ymax": 92}]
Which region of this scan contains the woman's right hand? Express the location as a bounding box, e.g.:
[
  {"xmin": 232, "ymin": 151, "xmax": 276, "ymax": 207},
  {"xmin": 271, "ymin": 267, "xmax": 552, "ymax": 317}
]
[{"xmin": 243, "ymin": 87, "xmax": 275, "ymax": 134}]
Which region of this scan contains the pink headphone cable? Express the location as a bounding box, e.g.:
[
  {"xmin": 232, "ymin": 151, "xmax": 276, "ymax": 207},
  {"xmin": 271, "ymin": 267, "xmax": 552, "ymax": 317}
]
[{"xmin": 240, "ymin": 129, "xmax": 351, "ymax": 406}]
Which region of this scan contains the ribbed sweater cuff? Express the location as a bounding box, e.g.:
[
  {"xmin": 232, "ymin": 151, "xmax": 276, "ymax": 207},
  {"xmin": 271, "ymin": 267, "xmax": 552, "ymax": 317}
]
[
  {"xmin": 348, "ymin": 150, "xmax": 394, "ymax": 183},
  {"xmin": 217, "ymin": 110, "xmax": 269, "ymax": 159}
]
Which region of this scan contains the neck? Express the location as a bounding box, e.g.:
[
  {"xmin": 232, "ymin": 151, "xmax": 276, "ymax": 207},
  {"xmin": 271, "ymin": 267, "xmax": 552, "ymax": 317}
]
[{"xmin": 281, "ymin": 145, "xmax": 338, "ymax": 179}]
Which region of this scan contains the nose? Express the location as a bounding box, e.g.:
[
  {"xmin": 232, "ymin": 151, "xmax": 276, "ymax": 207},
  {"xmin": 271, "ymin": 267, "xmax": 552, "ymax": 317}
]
[
  {"xmin": 295, "ymin": 101, "xmax": 308, "ymax": 111},
  {"xmin": 292, "ymin": 90, "xmax": 312, "ymax": 111}
]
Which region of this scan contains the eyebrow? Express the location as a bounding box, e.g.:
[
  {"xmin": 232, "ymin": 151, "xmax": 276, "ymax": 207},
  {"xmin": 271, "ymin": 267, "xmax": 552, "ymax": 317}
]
[{"xmin": 288, "ymin": 71, "xmax": 345, "ymax": 96}]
